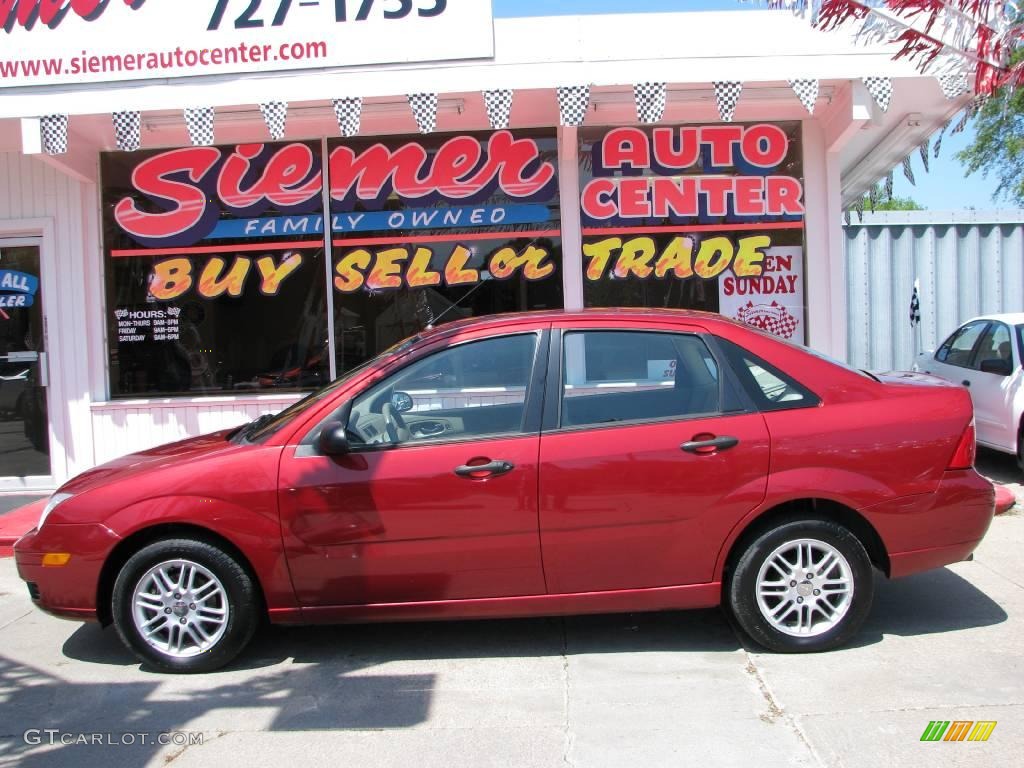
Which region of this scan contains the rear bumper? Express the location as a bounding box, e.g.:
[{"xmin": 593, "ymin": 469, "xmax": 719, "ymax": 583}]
[
  {"xmin": 14, "ymin": 523, "xmax": 120, "ymax": 622},
  {"xmin": 889, "ymin": 539, "xmax": 982, "ymax": 579},
  {"xmin": 867, "ymin": 469, "xmax": 995, "ymax": 579}
]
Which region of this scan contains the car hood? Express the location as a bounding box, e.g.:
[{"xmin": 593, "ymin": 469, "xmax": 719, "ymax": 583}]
[{"xmin": 59, "ymin": 429, "xmax": 244, "ymax": 496}]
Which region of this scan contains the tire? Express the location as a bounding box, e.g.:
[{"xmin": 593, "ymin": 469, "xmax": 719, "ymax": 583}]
[
  {"xmin": 111, "ymin": 538, "xmax": 259, "ymax": 673},
  {"xmin": 727, "ymin": 519, "xmax": 874, "ymax": 653}
]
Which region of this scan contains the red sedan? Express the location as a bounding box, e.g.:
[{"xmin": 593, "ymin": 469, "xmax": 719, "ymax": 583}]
[{"xmin": 15, "ymin": 309, "xmax": 994, "ymax": 672}]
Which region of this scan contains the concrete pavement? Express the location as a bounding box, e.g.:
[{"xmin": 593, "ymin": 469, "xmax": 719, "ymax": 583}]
[{"xmin": 0, "ymin": 514, "xmax": 1021, "ymax": 768}]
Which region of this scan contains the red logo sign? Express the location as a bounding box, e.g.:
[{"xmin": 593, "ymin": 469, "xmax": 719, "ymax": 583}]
[
  {"xmin": 1, "ymin": 0, "xmax": 145, "ymax": 33},
  {"xmin": 114, "ymin": 132, "xmax": 557, "ymax": 247},
  {"xmin": 581, "ymin": 124, "xmax": 805, "ymax": 222}
]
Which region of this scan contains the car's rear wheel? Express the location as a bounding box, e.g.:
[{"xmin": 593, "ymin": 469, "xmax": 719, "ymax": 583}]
[
  {"xmin": 111, "ymin": 538, "xmax": 259, "ymax": 673},
  {"xmin": 727, "ymin": 519, "xmax": 874, "ymax": 652}
]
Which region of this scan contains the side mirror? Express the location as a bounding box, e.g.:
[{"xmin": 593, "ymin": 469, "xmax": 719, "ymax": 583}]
[
  {"xmin": 318, "ymin": 420, "xmax": 350, "ymax": 455},
  {"xmin": 390, "ymin": 391, "xmax": 414, "ymax": 413},
  {"xmin": 980, "ymin": 358, "xmax": 1013, "ymax": 376}
]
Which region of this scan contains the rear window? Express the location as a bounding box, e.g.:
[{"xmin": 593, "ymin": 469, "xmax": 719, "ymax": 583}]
[{"xmin": 716, "ymin": 338, "xmax": 820, "ymax": 412}]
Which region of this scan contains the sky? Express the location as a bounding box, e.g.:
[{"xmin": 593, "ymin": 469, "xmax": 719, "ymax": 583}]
[{"xmin": 491, "ymin": 0, "xmax": 1004, "ymax": 211}]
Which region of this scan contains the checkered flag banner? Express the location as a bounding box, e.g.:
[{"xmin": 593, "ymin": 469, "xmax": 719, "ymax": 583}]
[
  {"xmin": 951, "ymin": 107, "xmax": 971, "ymax": 135},
  {"xmin": 933, "ymin": 119, "xmax": 951, "ymax": 158},
  {"xmin": 184, "ymin": 107, "xmax": 215, "ymax": 146},
  {"xmin": 736, "ymin": 301, "xmax": 799, "ymax": 339},
  {"xmin": 259, "ymin": 101, "xmax": 287, "ymax": 141},
  {"xmin": 407, "ymin": 93, "xmax": 438, "ymax": 134},
  {"xmin": 918, "ymin": 138, "xmax": 930, "ymax": 173},
  {"xmin": 884, "ymin": 169, "xmax": 894, "ymax": 200},
  {"xmin": 633, "ymin": 82, "xmax": 667, "ymax": 124},
  {"xmin": 854, "ymin": 198, "xmax": 864, "ymax": 223},
  {"xmin": 112, "ymin": 111, "xmax": 140, "ymax": 152},
  {"xmin": 788, "ymin": 78, "xmax": 819, "ymax": 115},
  {"xmin": 557, "ymin": 85, "xmax": 590, "ymax": 127},
  {"xmin": 862, "ymin": 76, "xmax": 893, "ymax": 112},
  {"xmin": 714, "ymin": 81, "xmax": 742, "ymax": 122},
  {"xmin": 937, "ymin": 73, "xmax": 970, "ymax": 100},
  {"xmin": 910, "ymin": 281, "xmax": 921, "ymax": 327},
  {"xmin": 868, "ymin": 183, "xmax": 877, "ymax": 213},
  {"xmin": 332, "ymin": 97, "xmax": 362, "ymax": 138},
  {"xmin": 40, "ymin": 114, "xmax": 68, "ymax": 155},
  {"xmin": 951, "ymin": 95, "xmax": 986, "ymax": 136},
  {"xmin": 844, "ymin": 209, "xmax": 851, "ymax": 226},
  {"xmin": 483, "ymin": 89, "xmax": 513, "ymax": 130},
  {"xmin": 902, "ymin": 154, "xmax": 916, "ymax": 185}
]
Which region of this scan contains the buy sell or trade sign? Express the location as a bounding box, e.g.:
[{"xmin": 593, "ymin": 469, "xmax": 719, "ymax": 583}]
[{"xmin": 145, "ymin": 242, "xmax": 556, "ymax": 301}]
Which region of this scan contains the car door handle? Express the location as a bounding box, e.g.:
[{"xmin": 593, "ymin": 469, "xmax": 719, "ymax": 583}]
[
  {"xmin": 454, "ymin": 460, "xmax": 515, "ymax": 478},
  {"xmin": 962, "ymin": 380, "xmax": 971, "ymax": 387},
  {"xmin": 681, "ymin": 436, "xmax": 739, "ymax": 455}
]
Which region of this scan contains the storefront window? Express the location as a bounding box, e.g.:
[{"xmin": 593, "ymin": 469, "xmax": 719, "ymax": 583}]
[
  {"xmin": 102, "ymin": 141, "xmax": 330, "ymax": 397},
  {"xmin": 325, "ymin": 130, "xmax": 562, "ymax": 373},
  {"xmin": 579, "ymin": 122, "xmax": 806, "ymax": 342},
  {"xmin": 101, "ymin": 130, "xmax": 562, "ymax": 399}
]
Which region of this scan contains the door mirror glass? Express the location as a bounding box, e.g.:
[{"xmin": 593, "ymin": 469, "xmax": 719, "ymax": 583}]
[
  {"xmin": 318, "ymin": 420, "xmax": 350, "ymax": 455},
  {"xmin": 979, "ymin": 358, "xmax": 1013, "ymax": 376},
  {"xmin": 390, "ymin": 391, "xmax": 414, "ymax": 413}
]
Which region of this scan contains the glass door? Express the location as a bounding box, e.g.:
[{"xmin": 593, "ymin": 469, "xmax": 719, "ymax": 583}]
[{"xmin": 0, "ymin": 241, "xmax": 51, "ymax": 487}]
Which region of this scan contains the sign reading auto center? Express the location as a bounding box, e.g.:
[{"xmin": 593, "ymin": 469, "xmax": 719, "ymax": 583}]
[
  {"xmin": 0, "ymin": 0, "xmax": 494, "ymax": 88},
  {"xmin": 578, "ymin": 122, "xmax": 807, "ymax": 342}
]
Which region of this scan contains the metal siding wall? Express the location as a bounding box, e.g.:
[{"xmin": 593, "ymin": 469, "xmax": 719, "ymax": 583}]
[{"xmin": 845, "ymin": 213, "xmax": 1024, "ymax": 371}]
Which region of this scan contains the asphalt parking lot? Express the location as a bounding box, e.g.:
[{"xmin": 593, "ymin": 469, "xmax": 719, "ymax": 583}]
[{"xmin": 0, "ymin": 506, "xmax": 1019, "ymax": 767}]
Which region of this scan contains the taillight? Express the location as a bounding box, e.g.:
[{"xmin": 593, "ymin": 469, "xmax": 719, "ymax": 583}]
[{"xmin": 948, "ymin": 419, "xmax": 977, "ymax": 470}]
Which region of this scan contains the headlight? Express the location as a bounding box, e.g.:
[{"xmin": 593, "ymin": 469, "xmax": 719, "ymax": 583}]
[{"xmin": 38, "ymin": 492, "xmax": 73, "ymax": 530}]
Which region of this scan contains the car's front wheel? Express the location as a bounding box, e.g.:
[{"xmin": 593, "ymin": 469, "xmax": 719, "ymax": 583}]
[
  {"xmin": 727, "ymin": 519, "xmax": 874, "ymax": 652},
  {"xmin": 111, "ymin": 538, "xmax": 259, "ymax": 672}
]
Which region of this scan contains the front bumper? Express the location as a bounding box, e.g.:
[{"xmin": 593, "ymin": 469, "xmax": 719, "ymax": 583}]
[{"xmin": 14, "ymin": 523, "xmax": 121, "ymax": 621}]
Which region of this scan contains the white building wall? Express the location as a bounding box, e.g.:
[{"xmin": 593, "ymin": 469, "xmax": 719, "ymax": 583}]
[{"xmin": 0, "ymin": 152, "xmax": 96, "ymax": 483}]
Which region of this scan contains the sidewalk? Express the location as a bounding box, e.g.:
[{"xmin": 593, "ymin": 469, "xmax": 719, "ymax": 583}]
[{"xmin": 0, "ymin": 496, "xmax": 45, "ymax": 556}]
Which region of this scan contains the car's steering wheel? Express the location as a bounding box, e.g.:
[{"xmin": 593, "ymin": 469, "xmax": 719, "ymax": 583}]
[{"xmin": 382, "ymin": 402, "xmax": 411, "ymax": 443}]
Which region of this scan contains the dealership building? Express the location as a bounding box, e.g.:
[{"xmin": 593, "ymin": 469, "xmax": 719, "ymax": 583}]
[{"xmin": 0, "ymin": 3, "xmax": 970, "ymax": 489}]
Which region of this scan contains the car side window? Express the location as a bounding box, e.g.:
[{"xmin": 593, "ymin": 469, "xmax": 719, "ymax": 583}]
[
  {"xmin": 715, "ymin": 338, "xmax": 819, "ymax": 411},
  {"xmin": 936, "ymin": 321, "xmax": 989, "ymax": 368},
  {"xmin": 341, "ymin": 333, "xmax": 539, "ymax": 447},
  {"xmin": 559, "ymin": 331, "xmax": 722, "ymax": 428},
  {"xmin": 972, "ymin": 322, "xmax": 1013, "ymax": 373}
]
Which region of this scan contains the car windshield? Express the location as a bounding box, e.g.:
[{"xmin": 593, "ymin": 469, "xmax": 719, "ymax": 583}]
[{"xmin": 236, "ymin": 334, "xmax": 422, "ymax": 443}]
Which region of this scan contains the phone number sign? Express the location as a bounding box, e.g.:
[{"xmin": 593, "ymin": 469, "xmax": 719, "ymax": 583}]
[{"xmin": 0, "ymin": 0, "xmax": 494, "ymax": 88}]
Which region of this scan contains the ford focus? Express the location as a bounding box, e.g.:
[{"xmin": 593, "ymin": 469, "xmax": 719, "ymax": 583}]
[{"xmin": 15, "ymin": 309, "xmax": 994, "ymax": 672}]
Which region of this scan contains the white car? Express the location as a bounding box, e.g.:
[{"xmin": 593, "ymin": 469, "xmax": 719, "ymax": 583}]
[{"xmin": 914, "ymin": 313, "xmax": 1024, "ymax": 466}]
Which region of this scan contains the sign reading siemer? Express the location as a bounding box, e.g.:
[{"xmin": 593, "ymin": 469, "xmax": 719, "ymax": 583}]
[{"xmin": 0, "ymin": 0, "xmax": 494, "ymax": 88}]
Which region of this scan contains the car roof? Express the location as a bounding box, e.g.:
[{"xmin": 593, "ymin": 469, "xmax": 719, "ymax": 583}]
[
  {"xmin": 966, "ymin": 313, "xmax": 1024, "ymax": 325},
  {"xmin": 415, "ymin": 307, "xmax": 739, "ymax": 341}
]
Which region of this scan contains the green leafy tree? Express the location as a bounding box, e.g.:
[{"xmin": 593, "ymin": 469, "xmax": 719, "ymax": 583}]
[
  {"xmin": 853, "ymin": 184, "xmax": 924, "ymax": 215},
  {"xmin": 957, "ymin": 50, "xmax": 1024, "ymax": 205},
  {"xmin": 873, "ymin": 195, "xmax": 924, "ymax": 211}
]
